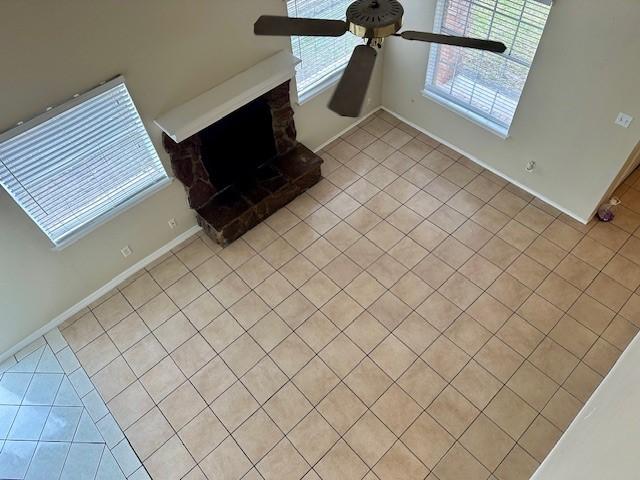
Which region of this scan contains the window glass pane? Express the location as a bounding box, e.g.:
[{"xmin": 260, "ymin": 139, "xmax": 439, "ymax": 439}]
[
  {"xmin": 426, "ymin": 0, "xmax": 551, "ymax": 131},
  {"xmin": 0, "ymin": 78, "xmax": 168, "ymax": 246},
  {"xmin": 287, "ymin": 0, "xmax": 362, "ymax": 97}
]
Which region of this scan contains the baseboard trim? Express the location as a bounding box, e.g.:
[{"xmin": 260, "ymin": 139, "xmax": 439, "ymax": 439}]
[
  {"xmin": 0, "ymin": 225, "xmax": 202, "ymax": 363},
  {"xmin": 381, "ymin": 107, "xmax": 590, "ymax": 225},
  {"xmin": 313, "ymin": 107, "xmax": 380, "ymax": 153}
]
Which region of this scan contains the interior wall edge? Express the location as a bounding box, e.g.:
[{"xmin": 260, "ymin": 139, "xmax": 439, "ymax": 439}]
[
  {"xmin": 592, "ymin": 141, "xmax": 640, "ymax": 219},
  {"xmin": 313, "ymin": 106, "xmax": 380, "ymax": 153},
  {"xmin": 379, "ymin": 106, "xmax": 591, "ymax": 225},
  {"xmin": 531, "ymin": 326, "xmax": 640, "ymax": 478},
  {"xmin": 0, "ymin": 224, "xmax": 202, "ymax": 363}
]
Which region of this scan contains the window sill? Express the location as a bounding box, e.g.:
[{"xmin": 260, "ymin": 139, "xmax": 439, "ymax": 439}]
[
  {"xmin": 421, "ymin": 89, "xmax": 510, "ymax": 140},
  {"xmin": 295, "ymin": 69, "xmax": 345, "ymax": 106},
  {"xmin": 52, "ymin": 176, "xmax": 173, "ymax": 251}
]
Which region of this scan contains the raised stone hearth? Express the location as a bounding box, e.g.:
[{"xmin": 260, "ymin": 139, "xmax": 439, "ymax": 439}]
[{"xmin": 163, "ymin": 80, "xmax": 322, "ymax": 245}]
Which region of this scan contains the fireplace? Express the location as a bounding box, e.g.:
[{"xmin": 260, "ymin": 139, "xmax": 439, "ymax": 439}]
[
  {"xmin": 162, "ymin": 80, "xmax": 322, "ymax": 245},
  {"xmin": 199, "ymin": 97, "xmax": 277, "ymax": 189}
]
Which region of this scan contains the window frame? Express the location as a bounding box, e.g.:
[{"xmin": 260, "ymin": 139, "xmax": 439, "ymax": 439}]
[
  {"xmin": 0, "ymin": 76, "xmax": 171, "ymax": 250},
  {"xmin": 423, "ymin": 0, "xmax": 552, "ymax": 137},
  {"xmin": 286, "ymin": 0, "xmax": 364, "ymax": 105},
  {"xmin": 294, "ymin": 65, "xmax": 345, "ymax": 106}
]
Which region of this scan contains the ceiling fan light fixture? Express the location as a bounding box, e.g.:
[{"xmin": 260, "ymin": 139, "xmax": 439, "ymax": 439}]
[{"xmin": 346, "ymin": 0, "xmax": 404, "ymax": 39}]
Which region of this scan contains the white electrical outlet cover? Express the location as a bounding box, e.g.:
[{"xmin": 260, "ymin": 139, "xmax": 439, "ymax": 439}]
[
  {"xmin": 121, "ymin": 246, "xmax": 132, "ymax": 257},
  {"xmin": 615, "ymin": 112, "xmax": 633, "ymax": 129}
]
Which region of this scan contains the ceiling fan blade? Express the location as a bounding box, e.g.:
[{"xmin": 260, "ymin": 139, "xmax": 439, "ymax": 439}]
[
  {"xmin": 399, "ymin": 31, "xmax": 507, "ymax": 53},
  {"xmin": 329, "ymin": 45, "xmax": 378, "ymax": 118},
  {"xmin": 254, "ymin": 15, "xmax": 348, "ymax": 37}
]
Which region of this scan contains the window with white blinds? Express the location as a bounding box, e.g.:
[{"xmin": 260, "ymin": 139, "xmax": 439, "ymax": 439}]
[
  {"xmin": 425, "ymin": 0, "xmax": 552, "ymax": 135},
  {"xmin": 0, "ymin": 76, "xmax": 169, "ymax": 248},
  {"xmin": 287, "ymin": 0, "xmax": 362, "ymax": 100}
]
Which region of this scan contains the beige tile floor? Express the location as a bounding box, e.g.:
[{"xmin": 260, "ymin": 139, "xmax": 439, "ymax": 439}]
[{"xmin": 59, "ymin": 109, "xmax": 640, "ymax": 480}]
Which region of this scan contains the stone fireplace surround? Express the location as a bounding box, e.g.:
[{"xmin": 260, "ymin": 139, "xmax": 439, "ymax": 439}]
[{"xmin": 162, "ymin": 80, "xmax": 322, "ymax": 245}]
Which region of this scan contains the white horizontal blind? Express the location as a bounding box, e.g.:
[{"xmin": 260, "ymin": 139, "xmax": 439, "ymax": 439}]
[
  {"xmin": 426, "ymin": 0, "xmax": 552, "ymax": 132},
  {"xmin": 0, "ymin": 77, "xmax": 168, "ymax": 247},
  {"xmin": 287, "ymin": 0, "xmax": 362, "ymax": 98}
]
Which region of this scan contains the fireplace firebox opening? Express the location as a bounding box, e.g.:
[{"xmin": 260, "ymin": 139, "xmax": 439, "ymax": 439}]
[{"xmin": 200, "ymin": 97, "xmax": 277, "ymax": 190}]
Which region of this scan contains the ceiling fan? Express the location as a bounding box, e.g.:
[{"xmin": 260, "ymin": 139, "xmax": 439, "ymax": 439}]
[{"xmin": 254, "ymin": 0, "xmax": 507, "ymax": 118}]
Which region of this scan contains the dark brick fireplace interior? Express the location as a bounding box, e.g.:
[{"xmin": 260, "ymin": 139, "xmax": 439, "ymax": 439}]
[
  {"xmin": 163, "ymin": 80, "xmax": 322, "ymax": 245},
  {"xmin": 200, "ymin": 97, "xmax": 277, "ymax": 189}
]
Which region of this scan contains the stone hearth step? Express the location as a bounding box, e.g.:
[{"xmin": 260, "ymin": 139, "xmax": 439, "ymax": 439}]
[{"xmin": 196, "ymin": 143, "xmax": 322, "ymax": 245}]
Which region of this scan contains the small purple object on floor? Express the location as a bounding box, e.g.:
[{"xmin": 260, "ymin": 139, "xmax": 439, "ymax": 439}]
[
  {"xmin": 597, "ymin": 207, "xmax": 614, "ymax": 222},
  {"xmin": 597, "ymin": 197, "xmax": 620, "ymax": 222}
]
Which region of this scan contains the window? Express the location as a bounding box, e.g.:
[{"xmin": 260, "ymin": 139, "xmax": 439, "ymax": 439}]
[
  {"xmin": 425, "ymin": 0, "xmax": 552, "ymax": 135},
  {"xmin": 0, "ymin": 76, "xmax": 169, "ymax": 248},
  {"xmin": 287, "ymin": 0, "xmax": 363, "ymax": 102}
]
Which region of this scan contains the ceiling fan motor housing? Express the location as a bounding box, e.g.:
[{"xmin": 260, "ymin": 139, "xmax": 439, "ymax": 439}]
[{"xmin": 347, "ymin": 0, "xmax": 404, "ymax": 39}]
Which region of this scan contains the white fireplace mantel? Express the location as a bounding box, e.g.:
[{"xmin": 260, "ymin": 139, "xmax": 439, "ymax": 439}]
[{"xmin": 155, "ymin": 50, "xmax": 301, "ymax": 143}]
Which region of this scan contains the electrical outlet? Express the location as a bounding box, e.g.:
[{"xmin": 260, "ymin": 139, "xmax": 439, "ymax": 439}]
[
  {"xmin": 168, "ymin": 218, "xmax": 177, "ymax": 229},
  {"xmin": 121, "ymin": 246, "xmax": 132, "ymax": 258},
  {"xmin": 615, "ymin": 112, "xmax": 633, "ymax": 129}
]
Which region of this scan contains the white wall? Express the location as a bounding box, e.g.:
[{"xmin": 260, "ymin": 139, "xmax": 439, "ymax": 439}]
[
  {"xmin": 532, "ymin": 333, "xmax": 640, "ymax": 479},
  {"xmin": 382, "ymin": 0, "xmax": 640, "ymax": 222},
  {"xmin": 0, "ymin": 0, "xmax": 382, "ymax": 355}
]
